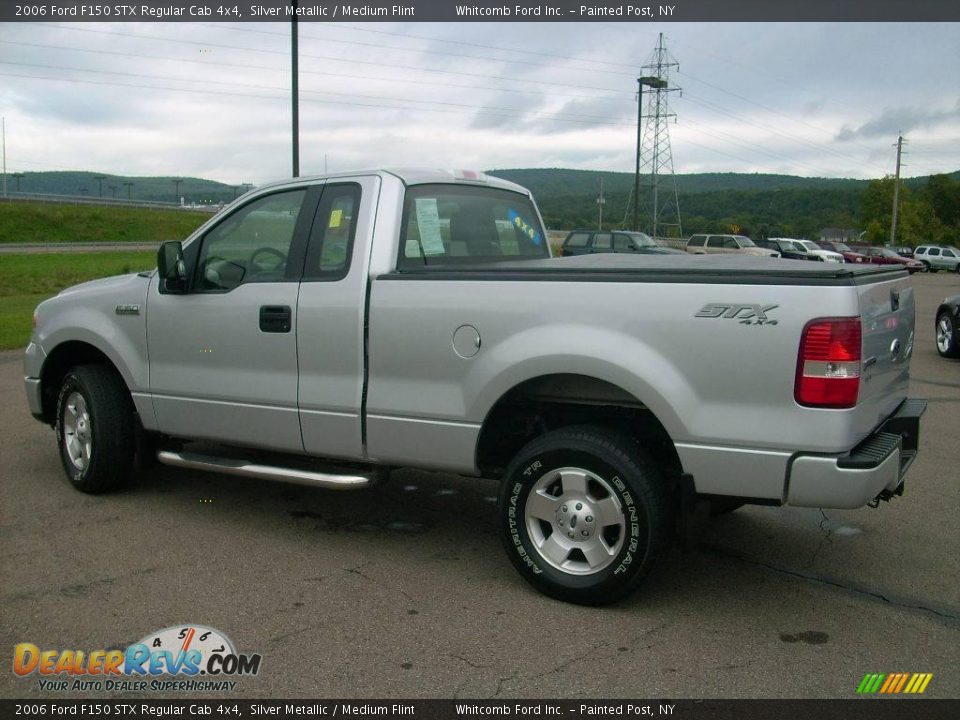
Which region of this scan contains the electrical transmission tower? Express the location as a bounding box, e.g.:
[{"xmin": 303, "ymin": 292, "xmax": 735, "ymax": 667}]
[{"xmin": 627, "ymin": 33, "xmax": 682, "ymax": 239}]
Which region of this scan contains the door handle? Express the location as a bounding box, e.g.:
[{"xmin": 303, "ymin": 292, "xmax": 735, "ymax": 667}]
[{"xmin": 259, "ymin": 305, "xmax": 291, "ymax": 333}]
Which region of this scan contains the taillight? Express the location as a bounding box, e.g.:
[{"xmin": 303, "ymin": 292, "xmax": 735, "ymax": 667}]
[{"xmin": 795, "ymin": 317, "xmax": 862, "ymax": 408}]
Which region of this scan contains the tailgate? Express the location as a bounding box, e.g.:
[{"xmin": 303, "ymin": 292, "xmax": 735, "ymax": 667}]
[{"xmin": 856, "ymin": 272, "xmax": 914, "ymax": 430}]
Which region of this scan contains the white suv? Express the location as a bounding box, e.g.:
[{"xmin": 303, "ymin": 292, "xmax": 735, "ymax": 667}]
[{"xmin": 915, "ymin": 245, "xmax": 960, "ymax": 273}]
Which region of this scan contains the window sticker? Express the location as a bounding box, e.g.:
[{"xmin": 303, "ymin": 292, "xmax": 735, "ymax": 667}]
[
  {"xmin": 415, "ymin": 198, "xmax": 446, "ymax": 256},
  {"xmin": 508, "ymin": 209, "xmax": 541, "ymax": 246},
  {"xmin": 328, "ymin": 209, "xmax": 343, "ymax": 228}
]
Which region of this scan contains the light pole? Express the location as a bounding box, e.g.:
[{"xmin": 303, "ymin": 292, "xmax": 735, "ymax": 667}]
[
  {"xmin": 596, "ymin": 177, "xmax": 605, "ymax": 230},
  {"xmin": 291, "ymin": 0, "xmax": 300, "ymax": 177}
]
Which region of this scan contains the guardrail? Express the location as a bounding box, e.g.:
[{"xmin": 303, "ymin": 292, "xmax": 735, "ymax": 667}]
[{"xmin": 0, "ymin": 192, "xmax": 221, "ymax": 212}]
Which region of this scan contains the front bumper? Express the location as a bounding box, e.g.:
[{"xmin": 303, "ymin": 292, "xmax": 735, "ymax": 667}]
[
  {"xmin": 23, "ymin": 341, "xmax": 46, "ymax": 422},
  {"xmin": 786, "ymin": 399, "xmax": 926, "ymax": 508}
]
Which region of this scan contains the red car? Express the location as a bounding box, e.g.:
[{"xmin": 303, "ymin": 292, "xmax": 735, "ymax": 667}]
[
  {"xmin": 852, "ymin": 246, "xmax": 925, "ymax": 273},
  {"xmin": 818, "ymin": 240, "xmax": 868, "ymax": 264}
]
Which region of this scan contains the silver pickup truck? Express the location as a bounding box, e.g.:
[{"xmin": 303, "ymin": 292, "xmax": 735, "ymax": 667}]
[{"xmin": 24, "ymin": 169, "xmax": 925, "ymax": 605}]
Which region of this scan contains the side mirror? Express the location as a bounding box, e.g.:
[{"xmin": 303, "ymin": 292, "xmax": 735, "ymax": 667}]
[{"xmin": 157, "ymin": 241, "xmax": 187, "ymax": 294}]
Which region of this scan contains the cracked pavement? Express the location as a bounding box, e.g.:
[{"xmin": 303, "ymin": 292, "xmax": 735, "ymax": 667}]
[{"xmin": 1, "ymin": 273, "xmax": 958, "ymax": 699}]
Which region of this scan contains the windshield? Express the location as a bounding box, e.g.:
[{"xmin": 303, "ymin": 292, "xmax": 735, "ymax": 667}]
[
  {"xmin": 628, "ymin": 232, "xmax": 657, "ymax": 248},
  {"xmin": 783, "ymin": 241, "xmax": 805, "ymax": 252},
  {"xmin": 878, "ymin": 248, "xmax": 902, "ymax": 258},
  {"xmin": 734, "ymin": 236, "xmax": 755, "ymax": 248},
  {"xmin": 799, "ymin": 240, "xmax": 822, "ymax": 252},
  {"xmin": 832, "ymin": 242, "xmax": 852, "ymax": 252}
]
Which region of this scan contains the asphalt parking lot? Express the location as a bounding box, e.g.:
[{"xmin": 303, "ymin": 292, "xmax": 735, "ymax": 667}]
[{"xmin": 1, "ymin": 272, "xmax": 958, "ymax": 700}]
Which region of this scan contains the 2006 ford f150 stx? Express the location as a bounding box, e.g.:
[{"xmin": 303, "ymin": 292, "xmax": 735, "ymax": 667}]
[{"xmin": 24, "ymin": 169, "xmax": 926, "ymax": 605}]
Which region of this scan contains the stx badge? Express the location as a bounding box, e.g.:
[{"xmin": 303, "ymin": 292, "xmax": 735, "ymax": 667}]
[{"xmin": 695, "ymin": 303, "xmax": 779, "ymax": 326}]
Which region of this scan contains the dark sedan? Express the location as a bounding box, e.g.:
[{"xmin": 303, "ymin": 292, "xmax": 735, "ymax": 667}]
[
  {"xmin": 561, "ymin": 230, "xmax": 685, "ymax": 257},
  {"xmin": 936, "ymin": 295, "xmax": 960, "ymax": 358},
  {"xmin": 756, "ymin": 238, "xmax": 821, "ymax": 261}
]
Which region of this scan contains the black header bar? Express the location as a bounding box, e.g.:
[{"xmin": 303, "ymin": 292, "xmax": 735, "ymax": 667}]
[{"xmin": 1, "ymin": 0, "xmax": 958, "ymax": 23}]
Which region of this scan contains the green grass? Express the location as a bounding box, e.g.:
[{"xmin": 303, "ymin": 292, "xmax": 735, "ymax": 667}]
[
  {"xmin": 0, "ymin": 201, "xmax": 210, "ymax": 243},
  {"xmin": 0, "ymin": 251, "xmax": 155, "ymax": 350}
]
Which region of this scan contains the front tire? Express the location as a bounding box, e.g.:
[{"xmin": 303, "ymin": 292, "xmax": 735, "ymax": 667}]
[
  {"xmin": 936, "ymin": 311, "xmax": 960, "ymax": 358},
  {"xmin": 497, "ymin": 425, "xmax": 671, "ymax": 606},
  {"xmin": 55, "ymin": 365, "xmax": 136, "ymax": 493}
]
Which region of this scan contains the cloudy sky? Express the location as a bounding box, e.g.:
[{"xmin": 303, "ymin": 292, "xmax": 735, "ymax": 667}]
[{"xmin": 1, "ymin": 20, "xmax": 958, "ymax": 185}]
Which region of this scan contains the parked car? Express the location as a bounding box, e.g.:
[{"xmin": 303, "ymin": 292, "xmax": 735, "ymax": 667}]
[
  {"xmin": 818, "ymin": 241, "xmax": 868, "ymax": 264},
  {"xmin": 686, "ymin": 233, "xmax": 779, "ymax": 258},
  {"xmin": 895, "ymin": 246, "xmax": 915, "ymax": 258},
  {"xmin": 914, "ymin": 245, "xmax": 960, "ymax": 273},
  {"xmin": 853, "ymin": 246, "xmax": 925, "ymax": 273},
  {"xmin": 755, "ymin": 238, "xmax": 820, "ymax": 261},
  {"xmin": 794, "ymin": 239, "xmax": 844, "ymax": 263},
  {"xmin": 561, "ymin": 230, "xmax": 684, "ymax": 257},
  {"xmin": 936, "ymin": 295, "xmax": 960, "ymax": 358}
]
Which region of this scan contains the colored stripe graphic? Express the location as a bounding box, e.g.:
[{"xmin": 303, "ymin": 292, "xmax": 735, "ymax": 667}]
[{"xmin": 858, "ymin": 673, "xmax": 932, "ymax": 694}]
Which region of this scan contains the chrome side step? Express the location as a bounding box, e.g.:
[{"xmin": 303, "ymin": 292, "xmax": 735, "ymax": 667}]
[{"xmin": 157, "ymin": 450, "xmax": 373, "ymax": 490}]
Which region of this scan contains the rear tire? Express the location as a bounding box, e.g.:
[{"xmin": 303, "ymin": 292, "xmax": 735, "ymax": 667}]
[
  {"xmin": 55, "ymin": 365, "xmax": 136, "ymax": 493},
  {"xmin": 497, "ymin": 425, "xmax": 671, "ymax": 606},
  {"xmin": 936, "ymin": 312, "xmax": 960, "ymax": 358}
]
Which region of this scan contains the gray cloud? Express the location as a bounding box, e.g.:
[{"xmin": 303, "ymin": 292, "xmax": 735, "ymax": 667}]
[{"xmin": 836, "ymin": 98, "xmax": 960, "ymax": 141}]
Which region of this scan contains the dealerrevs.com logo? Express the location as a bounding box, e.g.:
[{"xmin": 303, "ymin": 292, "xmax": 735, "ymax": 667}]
[{"xmin": 13, "ymin": 625, "xmax": 261, "ymax": 692}]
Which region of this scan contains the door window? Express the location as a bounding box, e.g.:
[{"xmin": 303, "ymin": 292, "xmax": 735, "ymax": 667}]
[
  {"xmin": 195, "ymin": 189, "xmax": 307, "ymax": 292},
  {"xmin": 592, "ymin": 233, "xmax": 612, "ymax": 249},
  {"xmin": 706, "ymin": 236, "xmax": 723, "ymax": 249},
  {"xmin": 303, "ymin": 184, "xmax": 362, "ymax": 281},
  {"xmin": 613, "ymin": 234, "xmax": 635, "ymax": 251}
]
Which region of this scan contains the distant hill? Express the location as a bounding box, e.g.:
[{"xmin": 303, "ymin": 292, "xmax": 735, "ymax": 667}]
[
  {"xmin": 8, "ymin": 167, "xmax": 958, "ymax": 238},
  {"xmin": 6, "ymin": 171, "xmax": 241, "ymax": 205},
  {"xmin": 487, "ymin": 168, "xmax": 960, "ymax": 237}
]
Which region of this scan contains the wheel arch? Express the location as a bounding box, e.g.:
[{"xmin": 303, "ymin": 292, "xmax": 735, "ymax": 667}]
[
  {"xmin": 38, "ymin": 340, "xmax": 130, "ymax": 425},
  {"xmin": 475, "ymin": 373, "xmax": 683, "ymax": 482}
]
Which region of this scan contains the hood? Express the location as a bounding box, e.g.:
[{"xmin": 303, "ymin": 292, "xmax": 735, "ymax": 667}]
[{"xmin": 55, "ymin": 272, "xmax": 152, "ymax": 299}]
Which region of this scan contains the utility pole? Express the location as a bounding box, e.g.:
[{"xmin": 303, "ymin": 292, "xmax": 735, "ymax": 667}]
[
  {"xmin": 890, "ymin": 133, "xmax": 905, "ymax": 246},
  {"xmin": 94, "ymin": 175, "xmax": 106, "ymax": 198},
  {"xmin": 174, "ymin": 178, "xmax": 183, "ymax": 204},
  {"xmin": 629, "ymin": 34, "xmax": 682, "ymax": 239},
  {"xmin": 291, "ymin": 0, "xmax": 300, "ymax": 177},
  {"xmin": 2, "ymin": 117, "xmax": 6, "ymax": 198},
  {"xmin": 597, "ymin": 177, "xmax": 605, "ymax": 230}
]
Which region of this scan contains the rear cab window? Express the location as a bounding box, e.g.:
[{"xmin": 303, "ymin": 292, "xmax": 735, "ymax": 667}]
[
  {"xmin": 399, "ymin": 184, "xmax": 549, "ymax": 268},
  {"xmin": 687, "ymin": 235, "xmax": 706, "ymax": 247}
]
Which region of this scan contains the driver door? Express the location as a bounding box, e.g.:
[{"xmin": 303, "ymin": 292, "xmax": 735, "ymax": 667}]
[{"xmin": 146, "ymin": 186, "xmax": 320, "ymax": 453}]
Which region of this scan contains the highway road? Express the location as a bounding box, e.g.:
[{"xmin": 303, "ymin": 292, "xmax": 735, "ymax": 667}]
[{"xmin": 1, "ymin": 272, "xmax": 957, "ymax": 700}]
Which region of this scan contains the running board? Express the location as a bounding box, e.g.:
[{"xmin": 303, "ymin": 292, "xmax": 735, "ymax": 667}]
[{"xmin": 157, "ymin": 450, "xmax": 374, "ymax": 490}]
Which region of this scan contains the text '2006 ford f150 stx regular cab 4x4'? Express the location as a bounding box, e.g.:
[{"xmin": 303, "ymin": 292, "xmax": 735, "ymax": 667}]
[{"xmin": 24, "ymin": 169, "xmax": 925, "ymax": 605}]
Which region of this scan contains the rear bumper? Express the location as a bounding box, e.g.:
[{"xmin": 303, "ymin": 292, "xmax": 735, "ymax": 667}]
[{"xmin": 786, "ymin": 398, "xmax": 926, "ymax": 508}]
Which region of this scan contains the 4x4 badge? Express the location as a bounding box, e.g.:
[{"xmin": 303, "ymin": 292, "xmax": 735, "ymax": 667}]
[{"xmin": 695, "ymin": 303, "xmax": 779, "ymax": 325}]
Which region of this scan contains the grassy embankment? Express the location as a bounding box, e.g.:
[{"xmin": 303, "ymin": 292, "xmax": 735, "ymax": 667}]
[
  {"xmin": 0, "ymin": 202, "xmax": 209, "ymax": 349},
  {"xmin": 0, "ymin": 252, "xmax": 156, "ymax": 350},
  {"xmin": 0, "ymin": 201, "xmax": 210, "ymax": 244}
]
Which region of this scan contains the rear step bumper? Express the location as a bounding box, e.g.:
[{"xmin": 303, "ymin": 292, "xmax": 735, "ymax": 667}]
[
  {"xmin": 786, "ymin": 398, "xmax": 927, "ymax": 509},
  {"xmin": 157, "ymin": 450, "xmax": 375, "ymax": 490}
]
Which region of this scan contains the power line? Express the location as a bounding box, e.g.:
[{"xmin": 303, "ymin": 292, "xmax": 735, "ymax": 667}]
[
  {"xmin": 199, "ymin": 22, "xmax": 642, "ymax": 78},
  {"xmin": 0, "ymin": 39, "xmax": 629, "ymax": 103},
  {"xmin": 0, "ymin": 59, "xmax": 633, "ymax": 125},
  {"xmin": 36, "ymin": 23, "xmax": 629, "ymax": 94}
]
